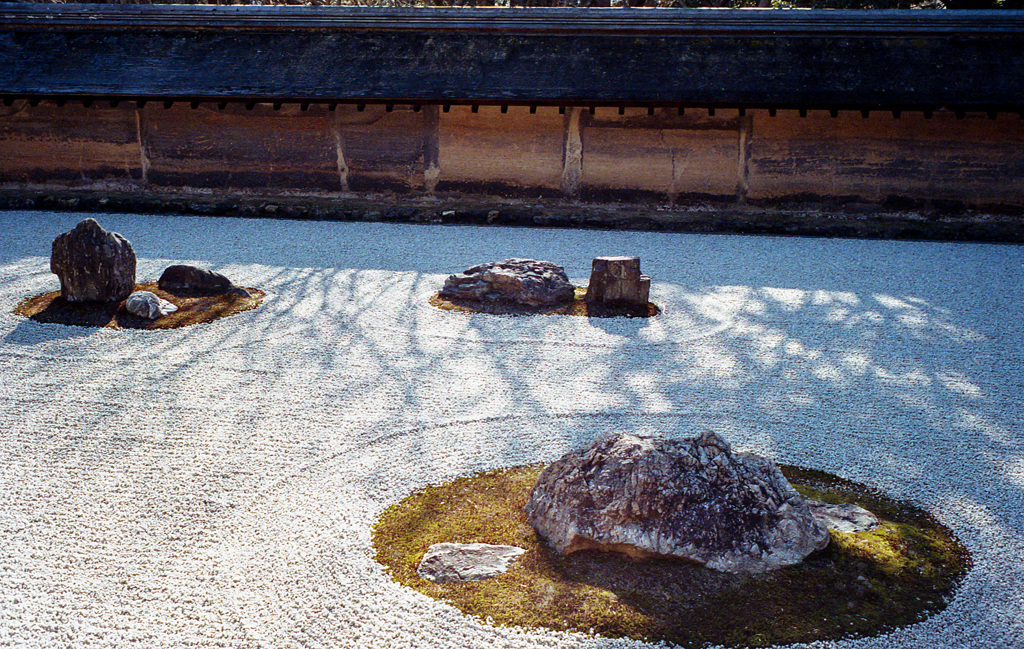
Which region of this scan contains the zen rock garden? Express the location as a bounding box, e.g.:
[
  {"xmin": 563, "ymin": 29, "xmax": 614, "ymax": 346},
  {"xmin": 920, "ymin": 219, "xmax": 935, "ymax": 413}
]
[
  {"xmin": 17, "ymin": 218, "xmax": 263, "ymax": 329},
  {"xmin": 394, "ymin": 248, "xmax": 960, "ymax": 644},
  {"xmin": 18, "ymin": 217, "xmax": 971, "ymax": 647},
  {"xmin": 437, "ymin": 256, "xmax": 655, "ymax": 316}
]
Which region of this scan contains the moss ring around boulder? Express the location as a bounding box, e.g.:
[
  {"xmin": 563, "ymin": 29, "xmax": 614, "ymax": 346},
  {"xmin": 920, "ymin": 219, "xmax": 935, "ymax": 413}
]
[{"xmin": 373, "ymin": 463, "xmax": 969, "ymax": 649}]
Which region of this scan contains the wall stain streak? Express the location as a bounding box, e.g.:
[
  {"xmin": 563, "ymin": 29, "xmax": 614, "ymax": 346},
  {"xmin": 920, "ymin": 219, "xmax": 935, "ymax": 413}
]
[
  {"xmin": 331, "ymin": 110, "xmax": 350, "ymax": 192},
  {"xmin": 562, "ymin": 107, "xmax": 583, "ymax": 197}
]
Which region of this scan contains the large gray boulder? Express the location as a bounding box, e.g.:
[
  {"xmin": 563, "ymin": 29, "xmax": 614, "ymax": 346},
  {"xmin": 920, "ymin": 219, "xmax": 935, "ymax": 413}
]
[
  {"xmin": 440, "ymin": 258, "xmax": 575, "ymax": 306},
  {"xmin": 50, "ymin": 218, "xmax": 136, "ymax": 303},
  {"xmin": 525, "ymin": 431, "xmax": 830, "ymax": 573}
]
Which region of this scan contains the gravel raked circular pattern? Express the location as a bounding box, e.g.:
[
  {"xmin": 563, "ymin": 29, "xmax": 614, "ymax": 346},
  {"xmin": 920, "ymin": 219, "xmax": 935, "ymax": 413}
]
[{"xmin": 0, "ymin": 210, "xmax": 1021, "ymax": 649}]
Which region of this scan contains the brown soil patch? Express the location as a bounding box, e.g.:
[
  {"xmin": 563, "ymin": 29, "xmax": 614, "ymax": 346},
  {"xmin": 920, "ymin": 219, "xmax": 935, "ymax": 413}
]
[
  {"xmin": 14, "ymin": 282, "xmax": 265, "ymax": 330},
  {"xmin": 430, "ymin": 287, "xmax": 660, "ymax": 318}
]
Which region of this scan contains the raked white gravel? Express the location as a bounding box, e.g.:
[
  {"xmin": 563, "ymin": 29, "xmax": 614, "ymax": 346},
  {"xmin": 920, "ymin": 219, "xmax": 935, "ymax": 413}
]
[{"xmin": 0, "ymin": 210, "xmax": 1021, "ymax": 649}]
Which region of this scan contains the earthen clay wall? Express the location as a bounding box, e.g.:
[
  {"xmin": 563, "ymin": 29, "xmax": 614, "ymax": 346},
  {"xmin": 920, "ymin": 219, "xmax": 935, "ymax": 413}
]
[{"xmin": 2, "ymin": 100, "xmax": 1023, "ymax": 209}]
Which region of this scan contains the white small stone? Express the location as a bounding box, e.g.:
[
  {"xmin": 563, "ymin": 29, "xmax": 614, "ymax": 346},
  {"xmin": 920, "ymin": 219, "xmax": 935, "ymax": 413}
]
[
  {"xmin": 125, "ymin": 291, "xmax": 178, "ymax": 319},
  {"xmin": 808, "ymin": 501, "xmax": 881, "ymax": 534},
  {"xmin": 416, "ymin": 543, "xmax": 526, "ymax": 583}
]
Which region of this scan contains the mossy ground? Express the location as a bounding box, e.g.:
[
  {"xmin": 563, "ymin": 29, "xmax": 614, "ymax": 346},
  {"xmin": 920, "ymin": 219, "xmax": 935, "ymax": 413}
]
[
  {"xmin": 14, "ymin": 282, "xmax": 264, "ymax": 330},
  {"xmin": 430, "ymin": 287, "xmax": 660, "ymax": 318},
  {"xmin": 373, "ymin": 464, "xmax": 969, "ymax": 648}
]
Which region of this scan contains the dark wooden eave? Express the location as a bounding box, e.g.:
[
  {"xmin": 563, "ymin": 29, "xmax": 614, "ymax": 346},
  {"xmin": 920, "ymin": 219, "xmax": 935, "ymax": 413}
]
[{"xmin": 1, "ymin": 4, "xmax": 1024, "ymax": 112}]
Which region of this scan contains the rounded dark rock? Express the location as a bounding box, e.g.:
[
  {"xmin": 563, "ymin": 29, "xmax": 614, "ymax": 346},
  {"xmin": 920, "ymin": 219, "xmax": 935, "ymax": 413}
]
[{"xmin": 158, "ymin": 265, "xmax": 235, "ymax": 294}]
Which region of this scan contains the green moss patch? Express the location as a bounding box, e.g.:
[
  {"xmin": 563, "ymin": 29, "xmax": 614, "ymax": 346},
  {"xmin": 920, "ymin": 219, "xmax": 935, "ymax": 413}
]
[
  {"xmin": 373, "ymin": 464, "xmax": 968, "ymax": 648},
  {"xmin": 430, "ymin": 287, "xmax": 660, "ymax": 318}
]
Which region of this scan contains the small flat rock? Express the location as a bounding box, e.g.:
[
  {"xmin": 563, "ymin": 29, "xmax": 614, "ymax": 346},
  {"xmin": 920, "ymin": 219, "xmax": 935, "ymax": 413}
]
[
  {"xmin": 416, "ymin": 542, "xmax": 526, "ymax": 583},
  {"xmin": 125, "ymin": 291, "xmax": 178, "ymax": 320},
  {"xmin": 808, "ymin": 501, "xmax": 881, "ymax": 534}
]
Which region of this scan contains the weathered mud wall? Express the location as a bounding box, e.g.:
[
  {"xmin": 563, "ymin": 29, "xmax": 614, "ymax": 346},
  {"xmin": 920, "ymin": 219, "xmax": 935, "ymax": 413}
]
[
  {"xmin": 2, "ymin": 100, "xmax": 1023, "ymax": 210},
  {"xmin": 2, "ymin": 5, "xmax": 1023, "ymax": 229},
  {"xmin": 746, "ymin": 112, "xmax": 1024, "ymax": 205}
]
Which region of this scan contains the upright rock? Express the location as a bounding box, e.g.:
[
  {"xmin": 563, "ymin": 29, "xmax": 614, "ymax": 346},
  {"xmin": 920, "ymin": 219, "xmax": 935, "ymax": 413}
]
[
  {"xmin": 584, "ymin": 256, "xmax": 650, "ymax": 308},
  {"xmin": 525, "ymin": 431, "xmax": 829, "ymax": 573},
  {"xmin": 50, "ymin": 219, "xmax": 136, "ymax": 303},
  {"xmin": 440, "ymin": 258, "xmax": 575, "ymax": 306}
]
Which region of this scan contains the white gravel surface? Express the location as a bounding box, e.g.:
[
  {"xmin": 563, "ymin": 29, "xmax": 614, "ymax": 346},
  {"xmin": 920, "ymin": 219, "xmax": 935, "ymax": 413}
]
[{"xmin": 0, "ymin": 210, "xmax": 1022, "ymax": 649}]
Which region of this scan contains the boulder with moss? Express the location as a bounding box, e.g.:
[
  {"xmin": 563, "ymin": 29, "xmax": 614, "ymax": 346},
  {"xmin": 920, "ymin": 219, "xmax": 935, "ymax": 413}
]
[{"xmin": 525, "ymin": 430, "xmax": 829, "ymax": 573}]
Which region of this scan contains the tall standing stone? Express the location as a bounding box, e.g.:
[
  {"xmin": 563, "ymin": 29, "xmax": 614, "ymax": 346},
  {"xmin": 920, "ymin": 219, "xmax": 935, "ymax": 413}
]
[
  {"xmin": 584, "ymin": 256, "xmax": 650, "ymax": 308},
  {"xmin": 50, "ymin": 218, "xmax": 136, "ymax": 303}
]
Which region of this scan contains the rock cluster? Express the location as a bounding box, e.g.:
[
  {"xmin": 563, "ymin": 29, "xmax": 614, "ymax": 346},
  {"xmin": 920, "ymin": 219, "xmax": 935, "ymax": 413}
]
[
  {"xmin": 585, "ymin": 256, "xmax": 650, "ymax": 308},
  {"xmin": 416, "ymin": 542, "xmax": 526, "ymax": 583},
  {"xmin": 46, "ymin": 220, "xmax": 255, "ymax": 325},
  {"xmin": 50, "ymin": 218, "xmax": 136, "ymax": 302},
  {"xmin": 440, "ymin": 259, "xmax": 575, "ymax": 306},
  {"xmin": 525, "ymin": 430, "xmax": 830, "ymax": 573}
]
